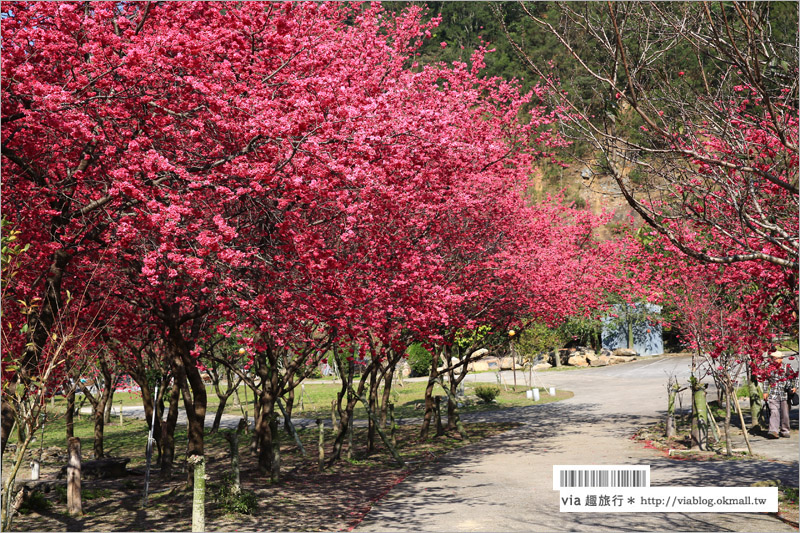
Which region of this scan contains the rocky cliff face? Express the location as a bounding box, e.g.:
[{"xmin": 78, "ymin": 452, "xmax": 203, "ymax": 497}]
[{"xmin": 529, "ymin": 161, "xmax": 643, "ymax": 240}]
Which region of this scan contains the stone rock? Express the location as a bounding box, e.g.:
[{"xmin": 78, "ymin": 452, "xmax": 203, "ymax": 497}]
[
  {"xmin": 551, "ymin": 349, "xmax": 570, "ymax": 365},
  {"xmin": 567, "ymin": 354, "xmax": 589, "ymax": 367},
  {"xmin": 533, "ymin": 362, "xmax": 552, "ymax": 371},
  {"xmin": 609, "ymin": 355, "xmax": 637, "ymax": 365},
  {"xmin": 471, "ymin": 360, "xmax": 489, "ymax": 372},
  {"xmin": 600, "ymin": 348, "xmax": 613, "ymax": 357},
  {"xmin": 613, "ymin": 348, "xmax": 638, "ymax": 357},
  {"xmin": 590, "ymin": 358, "xmax": 609, "ymax": 367},
  {"xmin": 499, "ymin": 357, "xmax": 514, "ymax": 370},
  {"xmin": 584, "ymin": 351, "xmax": 598, "ymax": 362}
]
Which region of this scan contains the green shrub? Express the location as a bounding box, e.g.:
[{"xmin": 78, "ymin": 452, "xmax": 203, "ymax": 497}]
[
  {"xmin": 18, "ymin": 491, "xmax": 51, "ymax": 515},
  {"xmin": 474, "ymin": 385, "xmax": 500, "ymax": 404},
  {"xmin": 54, "ymin": 485, "xmax": 67, "ymax": 504},
  {"xmin": 406, "ymin": 343, "xmax": 432, "ymax": 377},
  {"xmin": 211, "ymin": 474, "xmax": 258, "ymax": 515}
]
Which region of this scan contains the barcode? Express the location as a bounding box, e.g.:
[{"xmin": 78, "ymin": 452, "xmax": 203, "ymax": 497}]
[{"xmin": 553, "ymin": 466, "xmax": 650, "ymax": 490}]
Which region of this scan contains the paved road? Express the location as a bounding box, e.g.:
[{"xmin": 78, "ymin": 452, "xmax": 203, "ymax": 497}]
[{"xmin": 355, "ymin": 355, "xmax": 799, "ymax": 532}]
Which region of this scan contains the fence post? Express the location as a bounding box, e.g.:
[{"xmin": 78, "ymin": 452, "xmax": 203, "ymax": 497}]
[
  {"xmin": 189, "ymin": 455, "xmax": 205, "ymax": 532},
  {"xmin": 317, "ymin": 419, "xmax": 324, "ymax": 472},
  {"xmin": 67, "ymin": 437, "xmax": 82, "ymax": 516}
]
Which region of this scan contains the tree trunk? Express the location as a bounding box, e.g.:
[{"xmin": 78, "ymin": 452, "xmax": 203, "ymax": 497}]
[
  {"xmin": 91, "ymin": 362, "xmax": 115, "ymax": 459},
  {"xmin": 329, "ymin": 357, "xmax": 357, "ymax": 464},
  {"xmin": 251, "ymin": 392, "xmax": 262, "ymax": 455},
  {"xmin": 256, "ymin": 392, "xmax": 276, "ymax": 476},
  {"xmin": 691, "ymin": 385, "xmax": 708, "ymax": 450},
  {"xmin": 352, "ymin": 390, "xmax": 404, "ymax": 467},
  {"xmin": 92, "ymin": 408, "xmax": 105, "ymax": 459},
  {"xmin": 210, "ymin": 396, "xmax": 228, "ymax": 434},
  {"xmin": 284, "ymin": 388, "xmax": 294, "ymax": 434},
  {"xmin": 434, "ymin": 396, "xmax": 444, "ymax": 437},
  {"xmin": 160, "ymin": 375, "xmax": 182, "ymax": 477},
  {"xmin": 67, "ymin": 437, "xmax": 82, "ymax": 516},
  {"xmin": 445, "ymin": 369, "xmax": 470, "ymax": 440},
  {"xmin": 748, "ymin": 373, "xmax": 764, "ymax": 431},
  {"xmin": 104, "ymin": 386, "xmax": 115, "ymax": 424},
  {"xmin": 65, "ymin": 388, "xmax": 75, "ymax": 440},
  {"xmin": 269, "ymin": 415, "xmax": 280, "ymax": 483},
  {"xmin": 419, "ymin": 359, "xmax": 440, "ymax": 440},
  {"xmin": 223, "ymin": 425, "xmax": 242, "ymax": 493},
  {"xmin": 177, "ymin": 349, "xmax": 207, "ymax": 460},
  {"xmin": 666, "ymin": 383, "xmax": 677, "ymax": 439},
  {"xmin": 723, "ymin": 382, "xmax": 732, "ymax": 456},
  {"xmin": 379, "ymin": 367, "xmax": 394, "ymax": 428},
  {"xmin": 367, "ymin": 365, "xmax": 379, "ymax": 454},
  {"xmin": 0, "ymin": 400, "xmax": 15, "ymax": 456}
]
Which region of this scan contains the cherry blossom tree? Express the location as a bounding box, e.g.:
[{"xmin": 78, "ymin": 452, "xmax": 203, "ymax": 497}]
[{"xmin": 496, "ymin": 1, "xmax": 798, "ymax": 271}]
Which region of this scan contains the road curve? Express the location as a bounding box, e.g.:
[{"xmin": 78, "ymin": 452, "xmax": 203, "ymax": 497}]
[{"xmin": 355, "ymin": 355, "xmax": 799, "ymax": 532}]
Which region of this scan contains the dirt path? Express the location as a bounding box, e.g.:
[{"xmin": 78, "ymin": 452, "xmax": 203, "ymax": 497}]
[{"xmin": 355, "ymin": 355, "xmax": 799, "ymax": 532}]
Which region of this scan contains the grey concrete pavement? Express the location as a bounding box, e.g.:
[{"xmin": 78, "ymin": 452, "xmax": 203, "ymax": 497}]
[{"xmin": 355, "ymin": 355, "xmax": 799, "ymax": 532}]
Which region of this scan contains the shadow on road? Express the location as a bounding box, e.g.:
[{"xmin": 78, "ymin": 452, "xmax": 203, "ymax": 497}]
[{"xmin": 359, "ymin": 401, "xmax": 798, "ymax": 532}]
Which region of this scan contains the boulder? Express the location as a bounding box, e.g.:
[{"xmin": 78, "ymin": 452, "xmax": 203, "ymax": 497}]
[
  {"xmin": 613, "ymin": 348, "xmax": 638, "ymax": 357},
  {"xmin": 589, "ymin": 358, "xmax": 609, "ymax": 367},
  {"xmin": 600, "ymin": 348, "xmax": 613, "ymax": 357},
  {"xmin": 609, "ymin": 355, "xmax": 636, "ymax": 365},
  {"xmin": 499, "ymin": 357, "xmax": 514, "ymax": 370},
  {"xmin": 567, "ymin": 354, "xmax": 589, "ymax": 367},
  {"xmin": 471, "ymin": 360, "xmax": 490, "ymax": 372},
  {"xmin": 584, "ymin": 351, "xmax": 598, "ymax": 363},
  {"xmin": 533, "ymin": 362, "xmax": 552, "ymax": 371}
]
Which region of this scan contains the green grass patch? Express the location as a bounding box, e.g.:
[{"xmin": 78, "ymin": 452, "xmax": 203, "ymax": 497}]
[
  {"xmin": 293, "ymin": 381, "xmax": 572, "ymax": 420},
  {"xmin": 777, "ymin": 339, "xmax": 799, "ymax": 352}
]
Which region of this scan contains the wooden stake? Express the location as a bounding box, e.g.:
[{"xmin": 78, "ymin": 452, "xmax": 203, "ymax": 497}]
[
  {"xmin": 317, "ymin": 419, "xmax": 324, "ymax": 472},
  {"xmin": 189, "ymin": 455, "xmax": 205, "ymax": 532},
  {"xmin": 67, "ymin": 437, "xmax": 82, "ymax": 516}
]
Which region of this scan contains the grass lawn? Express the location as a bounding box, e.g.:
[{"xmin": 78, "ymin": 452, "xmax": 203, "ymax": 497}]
[
  {"xmin": 54, "ymin": 377, "xmax": 572, "ymax": 423},
  {"xmin": 288, "ymin": 381, "xmax": 572, "ymax": 420}
]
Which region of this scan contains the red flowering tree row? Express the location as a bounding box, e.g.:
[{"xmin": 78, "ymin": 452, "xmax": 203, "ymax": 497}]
[{"xmin": 1, "ymin": 2, "xmax": 629, "ymax": 477}]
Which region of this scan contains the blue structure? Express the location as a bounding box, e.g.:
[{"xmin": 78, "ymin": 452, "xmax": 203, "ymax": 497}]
[{"xmin": 601, "ymin": 303, "xmax": 663, "ymax": 356}]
